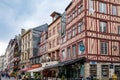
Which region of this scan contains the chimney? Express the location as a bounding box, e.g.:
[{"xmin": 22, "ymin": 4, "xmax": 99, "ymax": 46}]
[{"xmin": 21, "ymin": 29, "xmax": 26, "ymax": 34}]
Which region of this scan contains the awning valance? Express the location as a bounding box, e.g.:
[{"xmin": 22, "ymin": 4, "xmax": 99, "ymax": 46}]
[{"xmin": 27, "ymin": 67, "xmax": 44, "ymax": 72}]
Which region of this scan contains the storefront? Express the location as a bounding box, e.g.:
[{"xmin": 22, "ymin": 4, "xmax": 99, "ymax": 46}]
[
  {"xmin": 88, "ymin": 62, "xmax": 120, "ymax": 79},
  {"xmin": 58, "ymin": 57, "xmax": 86, "ymax": 79},
  {"xmin": 115, "ymin": 65, "xmax": 120, "ymax": 78}
]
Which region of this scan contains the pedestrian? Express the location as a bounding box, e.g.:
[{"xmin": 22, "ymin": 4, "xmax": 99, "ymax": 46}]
[
  {"xmin": 90, "ymin": 74, "xmax": 93, "ymax": 80},
  {"xmin": 0, "ymin": 72, "xmax": 1, "ymax": 80}
]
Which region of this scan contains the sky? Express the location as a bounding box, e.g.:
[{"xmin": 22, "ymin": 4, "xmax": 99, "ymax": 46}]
[{"xmin": 0, "ymin": 0, "xmax": 71, "ymax": 55}]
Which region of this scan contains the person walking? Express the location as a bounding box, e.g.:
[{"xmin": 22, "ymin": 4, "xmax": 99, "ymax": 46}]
[{"xmin": 0, "ymin": 72, "xmax": 1, "ymax": 80}]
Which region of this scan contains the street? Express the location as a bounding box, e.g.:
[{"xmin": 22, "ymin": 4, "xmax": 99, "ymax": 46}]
[{"xmin": 1, "ymin": 77, "xmax": 15, "ymax": 80}]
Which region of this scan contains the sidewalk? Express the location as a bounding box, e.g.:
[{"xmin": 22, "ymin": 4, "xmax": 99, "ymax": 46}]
[{"xmin": 1, "ymin": 77, "xmax": 15, "ymax": 80}]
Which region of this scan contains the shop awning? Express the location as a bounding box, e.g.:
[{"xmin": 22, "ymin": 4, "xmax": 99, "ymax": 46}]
[
  {"xmin": 60, "ymin": 57, "xmax": 86, "ymax": 66},
  {"xmin": 44, "ymin": 63, "xmax": 60, "ymax": 69},
  {"xmin": 43, "ymin": 57, "xmax": 86, "ymax": 69},
  {"xmin": 27, "ymin": 67, "xmax": 44, "ymax": 72},
  {"xmin": 21, "ymin": 68, "xmax": 34, "ymax": 71}
]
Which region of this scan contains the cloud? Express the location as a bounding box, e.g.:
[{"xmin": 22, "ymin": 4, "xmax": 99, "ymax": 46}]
[
  {"xmin": 0, "ymin": 41, "xmax": 8, "ymax": 55},
  {"xmin": 0, "ymin": 0, "xmax": 71, "ymax": 55}
]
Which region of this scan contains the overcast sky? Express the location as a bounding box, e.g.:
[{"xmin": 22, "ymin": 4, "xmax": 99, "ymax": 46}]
[{"xmin": 0, "ymin": 0, "xmax": 70, "ymax": 55}]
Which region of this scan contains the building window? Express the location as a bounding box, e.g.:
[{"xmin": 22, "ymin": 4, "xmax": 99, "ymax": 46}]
[
  {"xmin": 78, "ymin": 20, "xmax": 83, "ymax": 33},
  {"xmin": 100, "ymin": 21, "xmax": 107, "ymax": 32},
  {"xmin": 57, "ymin": 37, "xmax": 59, "ymax": 45},
  {"xmin": 62, "ymin": 49, "xmax": 65, "ymax": 59},
  {"xmin": 57, "ymin": 23, "xmax": 61, "ymax": 33},
  {"xmin": 78, "ymin": 4, "xmax": 83, "ymax": 14},
  {"xmin": 78, "ymin": 41, "xmax": 84, "ymax": 55},
  {"xmin": 49, "ymin": 41, "xmax": 51, "ymax": 49},
  {"xmin": 100, "ymin": 41, "xmax": 108, "ymax": 54},
  {"xmin": 53, "ymin": 27, "xmax": 55, "ymax": 35},
  {"xmin": 53, "ymin": 39, "xmax": 55, "ymax": 47},
  {"xmin": 90, "ymin": 65, "xmax": 97, "ymax": 77},
  {"xmin": 72, "ymin": 44, "xmax": 76, "ymax": 57},
  {"xmin": 68, "ymin": 14, "xmax": 71, "ymax": 23},
  {"xmin": 67, "ymin": 29, "xmax": 72, "ymax": 39},
  {"xmin": 48, "ymin": 30, "xmax": 51, "ymax": 37},
  {"xmin": 118, "ymin": 26, "xmax": 120, "ymax": 34},
  {"xmin": 89, "ymin": 0, "xmax": 93, "ymax": 9},
  {"xmin": 67, "ymin": 47, "xmax": 71, "ymax": 58},
  {"xmin": 101, "ymin": 65, "xmax": 109, "ymax": 77},
  {"xmin": 72, "ymin": 26, "xmax": 77, "ymax": 37},
  {"xmin": 115, "ymin": 65, "xmax": 120, "ymax": 77},
  {"xmin": 99, "ymin": 2, "xmax": 107, "ymax": 13},
  {"xmin": 72, "ymin": 9, "xmax": 77, "ymax": 19},
  {"xmin": 112, "ymin": 5, "xmax": 117, "ymax": 15}
]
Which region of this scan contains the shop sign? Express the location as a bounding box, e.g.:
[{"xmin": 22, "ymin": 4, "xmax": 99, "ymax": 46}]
[
  {"xmin": 90, "ymin": 61, "xmax": 97, "ymax": 64},
  {"xmin": 79, "ymin": 44, "xmax": 85, "ymax": 52},
  {"xmin": 110, "ymin": 64, "xmax": 114, "ymax": 69},
  {"xmin": 32, "ymin": 64, "xmax": 41, "ymax": 68}
]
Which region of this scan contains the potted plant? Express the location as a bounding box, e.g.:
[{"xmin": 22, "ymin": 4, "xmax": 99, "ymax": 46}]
[
  {"xmin": 61, "ymin": 75, "xmax": 65, "ymax": 80},
  {"xmin": 34, "ymin": 73, "xmax": 41, "ymax": 80}
]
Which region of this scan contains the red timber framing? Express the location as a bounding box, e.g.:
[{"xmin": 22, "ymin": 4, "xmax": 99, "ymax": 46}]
[{"xmin": 60, "ymin": 0, "xmax": 120, "ymax": 63}]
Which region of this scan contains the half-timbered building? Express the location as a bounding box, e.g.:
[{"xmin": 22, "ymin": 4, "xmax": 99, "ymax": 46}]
[{"xmin": 60, "ymin": 0, "xmax": 120, "ymax": 79}]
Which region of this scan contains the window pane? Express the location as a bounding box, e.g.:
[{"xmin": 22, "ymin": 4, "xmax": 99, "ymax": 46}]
[
  {"xmin": 112, "ymin": 5, "xmax": 117, "ymax": 15},
  {"xmin": 62, "ymin": 50, "xmax": 65, "ymax": 59},
  {"xmin": 89, "ymin": 0, "xmax": 93, "ymax": 9},
  {"xmin": 78, "ymin": 21, "xmax": 83, "ymax": 33},
  {"xmin": 67, "ymin": 47, "xmax": 71, "ymax": 58},
  {"xmin": 72, "ymin": 26, "xmax": 76, "ymax": 36},
  {"xmin": 100, "ymin": 42, "xmax": 108, "ymax": 54},
  {"xmin": 72, "ymin": 44, "xmax": 76, "ymax": 57},
  {"xmin": 78, "ymin": 4, "xmax": 83, "ymax": 14},
  {"xmin": 99, "ymin": 2, "xmax": 106, "ymax": 13},
  {"xmin": 100, "ymin": 21, "xmax": 107, "ymax": 32}
]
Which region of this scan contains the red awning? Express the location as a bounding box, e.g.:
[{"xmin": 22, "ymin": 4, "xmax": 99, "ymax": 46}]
[{"xmin": 21, "ymin": 67, "xmax": 35, "ymax": 71}]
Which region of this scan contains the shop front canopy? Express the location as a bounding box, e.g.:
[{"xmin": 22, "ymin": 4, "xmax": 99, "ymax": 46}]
[
  {"xmin": 21, "ymin": 67, "xmax": 35, "ymax": 72},
  {"xmin": 44, "ymin": 57, "xmax": 86, "ymax": 69},
  {"xmin": 27, "ymin": 67, "xmax": 44, "ymax": 72}
]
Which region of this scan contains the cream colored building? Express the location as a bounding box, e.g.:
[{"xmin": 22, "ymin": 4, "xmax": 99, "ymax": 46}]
[
  {"xmin": 20, "ymin": 24, "xmax": 48, "ymax": 69},
  {"xmin": 47, "ymin": 12, "xmax": 61, "ymax": 61}
]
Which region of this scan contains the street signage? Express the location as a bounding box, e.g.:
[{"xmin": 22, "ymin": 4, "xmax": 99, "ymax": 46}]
[{"xmin": 79, "ymin": 44, "xmax": 85, "ymax": 52}]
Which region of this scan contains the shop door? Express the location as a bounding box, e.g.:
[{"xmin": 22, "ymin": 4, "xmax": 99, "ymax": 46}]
[{"xmin": 115, "ymin": 65, "xmax": 120, "ymax": 78}]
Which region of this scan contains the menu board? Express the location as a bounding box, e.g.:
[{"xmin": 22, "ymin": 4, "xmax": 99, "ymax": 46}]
[
  {"xmin": 101, "ymin": 65, "xmax": 109, "ymax": 77},
  {"xmin": 90, "ymin": 65, "xmax": 97, "ymax": 77}
]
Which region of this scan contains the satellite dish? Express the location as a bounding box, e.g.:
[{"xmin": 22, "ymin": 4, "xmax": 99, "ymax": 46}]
[{"xmin": 89, "ymin": 8, "xmax": 95, "ymax": 15}]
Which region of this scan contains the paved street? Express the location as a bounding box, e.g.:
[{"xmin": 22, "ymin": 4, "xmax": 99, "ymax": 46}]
[{"xmin": 1, "ymin": 77, "xmax": 15, "ymax": 80}]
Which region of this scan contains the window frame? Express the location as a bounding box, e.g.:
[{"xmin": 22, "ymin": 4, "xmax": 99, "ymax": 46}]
[
  {"xmin": 78, "ymin": 20, "xmax": 83, "ymax": 33},
  {"xmin": 100, "ymin": 41, "xmax": 108, "ymax": 55},
  {"xmin": 67, "ymin": 46, "xmax": 71, "ymax": 58},
  {"xmin": 72, "ymin": 25, "xmax": 77, "ymax": 37},
  {"xmin": 99, "ymin": 2, "xmax": 107, "ymax": 14},
  {"xmin": 112, "ymin": 5, "xmax": 117, "ymax": 16},
  {"xmin": 99, "ymin": 21, "xmax": 107, "ymax": 33},
  {"xmin": 67, "ymin": 28, "xmax": 72, "ymax": 40},
  {"xmin": 72, "ymin": 44, "xmax": 76, "ymax": 57},
  {"xmin": 61, "ymin": 49, "xmax": 65, "ymax": 59},
  {"xmin": 78, "ymin": 4, "xmax": 83, "ymax": 14}
]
